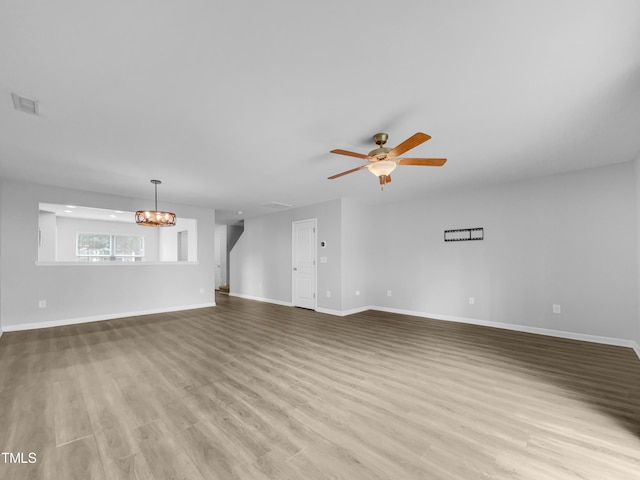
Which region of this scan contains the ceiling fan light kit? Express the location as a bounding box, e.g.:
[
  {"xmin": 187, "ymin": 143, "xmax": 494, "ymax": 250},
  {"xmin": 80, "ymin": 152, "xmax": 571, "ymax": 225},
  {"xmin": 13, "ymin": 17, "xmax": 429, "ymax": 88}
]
[
  {"xmin": 135, "ymin": 179, "xmax": 177, "ymax": 227},
  {"xmin": 328, "ymin": 132, "xmax": 447, "ymax": 190},
  {"xmin": 368, "ymin": 160, "xmax": 396, "ymax": 177},
  {"xmin": 368, "ymin": 160, "xmax": 396, "ymax": 189}
]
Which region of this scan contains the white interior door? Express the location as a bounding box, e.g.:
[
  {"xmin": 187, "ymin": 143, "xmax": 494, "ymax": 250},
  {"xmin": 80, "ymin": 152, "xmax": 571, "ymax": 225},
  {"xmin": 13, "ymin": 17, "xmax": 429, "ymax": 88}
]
[{"xmin": 292, "ymin": 218, "xmax": 316, "ymax": 309}]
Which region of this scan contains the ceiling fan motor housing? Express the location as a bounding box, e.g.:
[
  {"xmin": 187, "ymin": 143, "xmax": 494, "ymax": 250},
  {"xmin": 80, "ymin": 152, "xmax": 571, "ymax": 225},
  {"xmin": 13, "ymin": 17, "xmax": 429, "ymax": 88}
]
[
  {"xmin": 370, "ymin": 133, "xmax": 391, "ymax": 160},
  {"xmin": 368, "ymin": 147, "xmax": 392, "ymax": 159}
]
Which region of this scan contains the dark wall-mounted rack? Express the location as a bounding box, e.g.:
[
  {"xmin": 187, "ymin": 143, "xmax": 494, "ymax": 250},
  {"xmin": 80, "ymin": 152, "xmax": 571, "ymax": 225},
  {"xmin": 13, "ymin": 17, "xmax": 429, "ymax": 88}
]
[{"xmin": 444, "ymin": 227, "xmax": 484, "ymax": 242}]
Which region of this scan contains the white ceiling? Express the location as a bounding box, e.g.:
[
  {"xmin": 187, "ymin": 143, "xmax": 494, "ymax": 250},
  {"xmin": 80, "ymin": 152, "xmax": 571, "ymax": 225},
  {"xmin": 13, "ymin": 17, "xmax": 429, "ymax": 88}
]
[
  {"xmin": 2, "ymin": 1, "xmax": 640, "ymax": 224},
  {"xmin": 39, "ymin": 202, "xmax": 135, "ymax": 222}
]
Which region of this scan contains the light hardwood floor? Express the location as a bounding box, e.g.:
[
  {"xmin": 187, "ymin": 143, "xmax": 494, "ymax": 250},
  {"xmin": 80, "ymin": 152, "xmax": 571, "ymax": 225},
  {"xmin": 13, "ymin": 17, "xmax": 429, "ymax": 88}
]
[{"xmin": 1, "ymin": 294, "xmax": 639, "ymax": 479}]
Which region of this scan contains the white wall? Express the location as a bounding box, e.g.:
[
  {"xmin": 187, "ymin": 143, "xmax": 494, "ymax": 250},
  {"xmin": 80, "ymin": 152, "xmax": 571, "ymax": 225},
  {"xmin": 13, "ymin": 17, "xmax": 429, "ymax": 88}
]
[
  {"xmin": 0, "ymin": 179, "xmax": 216, "ymax": 330},
  {"xmin": 230, "ymin": 211, "xmax": 291, "ymax": 303},
  {"xmin": 158, "ymin": 217, "xmax": 198, "ymax": 262},
  {"xmin": 230, "ymin": 162, "xmax": 638, "ymax": 346},
  {"xmin": 369, "ymin": 162, "xmax": 637, "ymax": 341},
  {"xmin": 38, "ymin": 211, "xmax": 57, "ymax": 261},
  {"xmin": 230, "ymin": 199, "xmax": 343, "ymax": 311},
  {"xmin": 0, "ymin": 180, "xmax": 2, "ymax": 335},
  {"xmin": 341, "ymin": 197, "xmax": 371, "ymax": 312}
]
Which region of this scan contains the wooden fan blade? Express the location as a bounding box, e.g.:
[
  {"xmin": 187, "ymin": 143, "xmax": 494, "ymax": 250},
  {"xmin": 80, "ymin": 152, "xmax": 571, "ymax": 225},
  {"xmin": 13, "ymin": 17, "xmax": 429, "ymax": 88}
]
[
  {"xmin": 330, "ymin": 149, "xmax": 370, "ymax": 160},
  {"xmin": 398, "ymin": 158, "xmax": 447, "ymax": 166},
  {"xmin": 328, "ymin": 164, "xmax": 369, "ymax": 179},
  {"xmin": 387, "ymin": 132, "xmax": 431, "ymax": 158}
]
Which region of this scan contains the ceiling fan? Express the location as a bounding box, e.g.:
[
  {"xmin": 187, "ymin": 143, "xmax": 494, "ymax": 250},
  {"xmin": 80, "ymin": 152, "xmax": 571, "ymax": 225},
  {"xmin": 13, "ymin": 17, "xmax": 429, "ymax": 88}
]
[{"xmin": 328, "ymin": 132, "xmax": 446, "ymax": 189}]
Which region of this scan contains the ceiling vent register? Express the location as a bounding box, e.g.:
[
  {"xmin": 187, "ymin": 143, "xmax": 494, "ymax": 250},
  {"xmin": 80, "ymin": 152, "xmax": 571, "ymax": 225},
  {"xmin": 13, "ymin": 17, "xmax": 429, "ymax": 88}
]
[
  {"xmin": 11, "ymin": 93, "xmax": 39, "ymax": 115},
  {"xmin": 263, "ymin": 202, "xmax": 293, "ymax": 209}
]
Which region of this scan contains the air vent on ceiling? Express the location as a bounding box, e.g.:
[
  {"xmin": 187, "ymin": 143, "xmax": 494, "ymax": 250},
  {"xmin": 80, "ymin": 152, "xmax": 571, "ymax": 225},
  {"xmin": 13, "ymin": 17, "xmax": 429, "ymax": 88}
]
[
  {"xmin": 11, "ymin": 93, "xmax": 40, "ymax": 115},
  {"xmin": 263, "ymin": 201, "xmax": 293, "ymax": 209}
]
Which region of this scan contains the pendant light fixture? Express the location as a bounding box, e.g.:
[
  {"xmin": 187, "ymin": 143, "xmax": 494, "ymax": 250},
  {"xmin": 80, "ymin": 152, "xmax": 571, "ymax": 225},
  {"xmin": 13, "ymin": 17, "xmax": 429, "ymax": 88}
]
[{"xmin": 135, "ymin": 179, "xmax": 176, "ymax": 227}]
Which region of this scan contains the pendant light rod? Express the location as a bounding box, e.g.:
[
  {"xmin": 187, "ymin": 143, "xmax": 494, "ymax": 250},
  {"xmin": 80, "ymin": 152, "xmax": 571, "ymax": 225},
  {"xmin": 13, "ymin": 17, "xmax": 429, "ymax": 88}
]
[{"xmin": 151, "ymin": 179, "xmax": 161, "ymax": 211}]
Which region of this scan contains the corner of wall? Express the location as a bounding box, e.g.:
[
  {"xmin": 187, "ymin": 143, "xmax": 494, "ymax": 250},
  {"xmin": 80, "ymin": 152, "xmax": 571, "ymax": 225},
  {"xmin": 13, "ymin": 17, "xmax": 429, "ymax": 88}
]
[{"xmin": 635, "ymin": 156, "xmax": 640, "ymax": 349}]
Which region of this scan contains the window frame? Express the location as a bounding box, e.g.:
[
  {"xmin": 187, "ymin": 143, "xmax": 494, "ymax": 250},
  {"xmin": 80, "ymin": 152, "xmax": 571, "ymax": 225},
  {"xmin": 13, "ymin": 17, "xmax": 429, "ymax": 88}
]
[{"xmin": 76, "ymin": 232, "xmax": 145, "ymax": 262}]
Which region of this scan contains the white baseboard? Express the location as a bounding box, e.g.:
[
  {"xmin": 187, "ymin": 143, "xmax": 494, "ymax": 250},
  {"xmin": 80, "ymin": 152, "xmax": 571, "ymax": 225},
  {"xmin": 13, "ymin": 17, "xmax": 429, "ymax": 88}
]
[
  {"xmin": 228, "ymin": 292, "xmax": 293, "ymax": 307},
  {"xmin": 228, "ymin": 293, "xmax": 368, "ymax": 316},
  {"xmin": 316, "ymin": 306, "xmax": 370, "ymax": 317},
  {"xmin": 1, "ymin": 302, "xmax": 216, "ymax": 332},
  {"xmin": 371, "ymin": 305, "xmax": 640, "ymax": 355}
]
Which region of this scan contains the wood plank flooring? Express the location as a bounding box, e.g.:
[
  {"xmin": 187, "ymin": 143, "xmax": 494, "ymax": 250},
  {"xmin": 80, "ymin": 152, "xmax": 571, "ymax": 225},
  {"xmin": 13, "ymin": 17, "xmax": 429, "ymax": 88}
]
[{"xmin": 1, "ymin": 294, "xmax": 639, "ymax": 479}]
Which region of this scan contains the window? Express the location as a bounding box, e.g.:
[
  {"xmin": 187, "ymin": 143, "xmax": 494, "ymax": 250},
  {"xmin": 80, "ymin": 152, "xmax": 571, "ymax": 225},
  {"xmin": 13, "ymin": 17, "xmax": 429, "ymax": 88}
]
[{"xmin": 76, "ymin": 233, "xmax": 145, "ymax": 262}]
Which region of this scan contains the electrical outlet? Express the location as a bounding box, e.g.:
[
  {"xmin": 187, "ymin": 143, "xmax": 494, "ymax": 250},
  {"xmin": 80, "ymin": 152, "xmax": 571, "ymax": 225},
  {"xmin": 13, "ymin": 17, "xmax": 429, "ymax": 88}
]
[
  {"xmin": 199, "ymin": 288, "xmax": 205, "ymax": 294},
  {"xmin": 326, "ymin": 291, "xmax": 331, "ymax": 298},
  {"xmin": 387, "ymin": 290, "xmax": 392, "ymax": 297},
  {"xmin": 38, "ymin": 300, "xmax": 46, "ymax": 308},
  {"xmin": 553, "ymin": 304, "xmax": 561, "ymax": 314},
  {"xmin": 469, "ymin": 297, "xmax": 475, "ymax": 305},
  {"xmin": 355, "ymin": 290, "xmax": 360, "ymax": 296}
]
